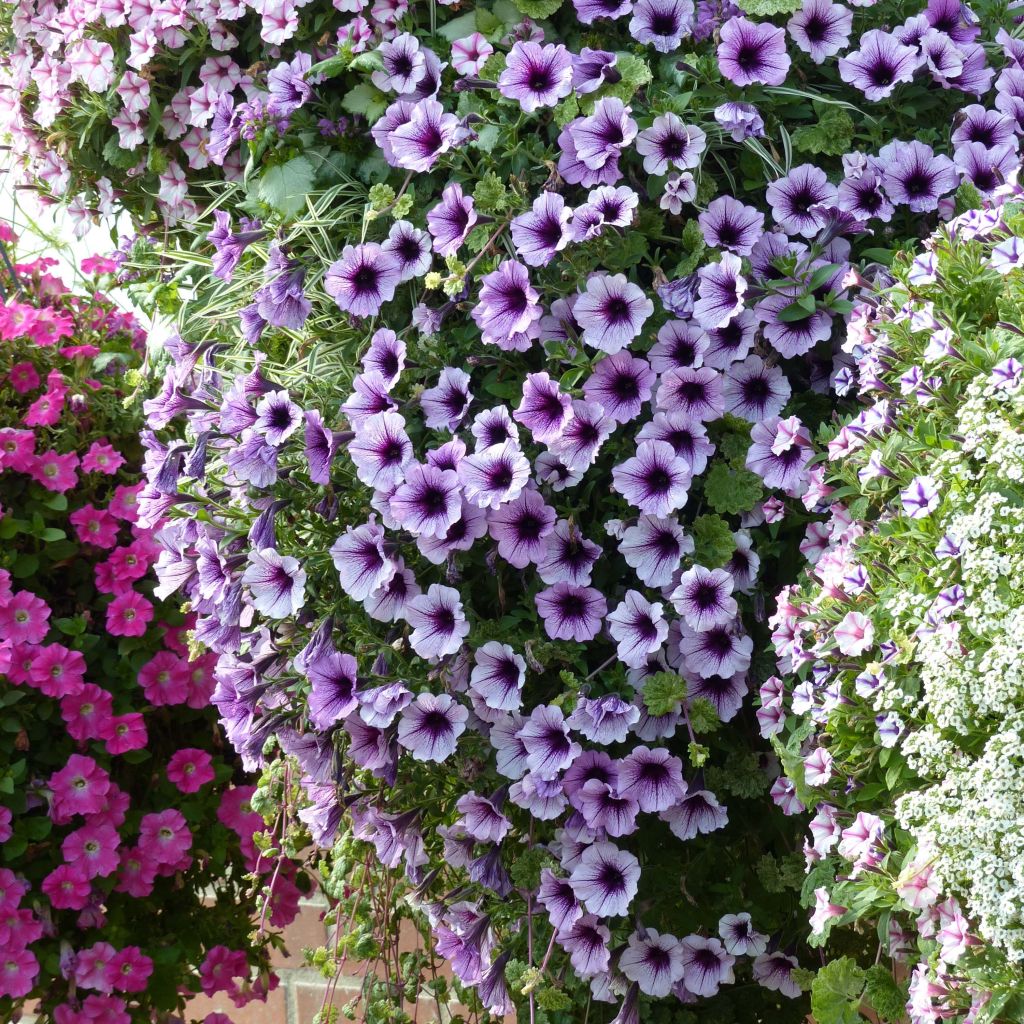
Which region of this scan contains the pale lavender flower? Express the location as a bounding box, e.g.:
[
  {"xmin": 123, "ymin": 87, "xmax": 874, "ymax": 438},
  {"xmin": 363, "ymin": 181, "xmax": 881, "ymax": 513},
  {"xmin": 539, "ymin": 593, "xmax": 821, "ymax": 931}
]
[
  {"xmin": 469, "ymin": 642, "xmax": 526, "ymax": 712},
  {"xmin": 241, "ymin": 548, "xmax": 306, "ymax": 617},
  {"xmin": 838, "ymin": 29, "xmax": 921, "ymax": 100},
  {"xmin": 519, "ymin": 704, "xmax": 582, "ymax": 777},
  {"xmin": 535, "ymin": 582, "xmax": 608, "ymax": 641},
  {"xmin": 253, "ymin": 389, "xmax": 303, "ymax": 446},
  {"xmin": 607, "ymin": 591, "xmax": 669, "ymax": 668},
  {"xmin": 636, "ymin": 113, "xmax": 706, "ymax": 175},
  {"xmin": 390, "ymin": 463, "xmax": 462, "ymax": 538},
  {"xmin": 472, "ymin": 260, "xmax": 543, "ymax": 351},
  {"xmin": 397, "ymin": 692, "xmax": 468, "ymax": 760},
  {"xmin": 325, "ymin": 243, "xmax": 402, "ymax": 318},
  {"xmin": 900, "ymin": 475, "xmax": 940, "ymax": 518},
  {"xmin": 679, "ymin": 935, "xmax": 735, "ymax": 997},
  {"xmin": 426, "ymin": 183, "xmax": 478, "ymax": 256},
  {"xmin": 510, "ymin": 192, "xmax": 573, "ymax": 267},
  {"xmin": 348, "ymin": 412, "xmax": 413, "ymax": 489},
  {"xmin": 678, "ymin": 621, "xmax": 752, "ymax": 678},
  {"xmin": 514, "ymin": 372, "xmax": 574, "ymax": 443},
  {"xmin": 619, "ymin": 515, "xmax": 692, "ymax": 587},
  {"xmin": 787, "ymin": 0, "xmax": 852, "ymax": 62},
  {"xmin": 656, "ymin": 366, "xmax": 725, "ymax": 422},
  {"xmin": 458, "ymin": 442, "xmax": 531, "ymax": 509},
  {"xmin": 498, "ymin": 41, "xmax": 574, "ymax": 112},
  {"xmin": 568, "ymin": 695, "xmax": 640, "ymax": 744},
  {"xmin": 421, "ymin": 367, "xmax": 472, "ymax": 430},
  {"xmin": 539, "ymin": 869, "xmax": 583, "ymax": 932},
  {"xmin": 405, "ymin": 585, "xmax": 470, "ymax": 659},
  {"xmin": 536, "ymin": 520, "xmax": 603, "ymax": 585},
  {"xmin": 765, "ymin": 164, "xmax": 837, "ymax": 237},
  {"xmin": 307, "ymin": 650, "xmax": 359, "ymax": 730},
  {"xmin": 698, "ymin": 196, "xmax": 764, "ymax": 255},
  {"xmin": 718, "ymin": 912, "xmax": 767, "ymax": 956},
  {"xmin": 550, "ymin": 399, "xmax": 615, "ymax": 470},
  {"xmin": 330, "ymin": 517, "xmax": 397, "ymax": 601},
  {"xmin": 670, "ymin": 565, "xmax": 737, "ymax": 631},
  {"xmin": 694, "ymin": 253, "xmax": 746, "ymax": 329},
  {"xmin": 358, "ymin": 681, "xmax": 413, "ymax": 728},
  {"xmin": 713, "ymin": 101, "xmax": 764, "ymax": 141},
  {"xmin": 372, "ymin": 33, "xmax": 426, "ymax": 94},
  {"xmin": 723, "ymin": 355, "xmax": 791, "ymax": 421},
  {"xmin": 488, "ymin": 489, "xmax": 557, "ymax": 568},
  {"xmin": 557, "ymin": 914, "xmax": 611, "ymax": 978},
  {"xmin": 660, "ymin": 787, "xmax": 728, "ymax": 840},
  {"xmin": 879, "ymin": 140, "xmax": 959, "ymax": 213},
  {"xmin": 621, "ymin": 929, "xmax": 685, "ymax": 997},
  {"xmin": 382, "ymin": 220, "xmax": 432, "ymax": 281},
  {"xmin": 582, "ymin": 352, "xmax": 656, "ymax": 424},
  {"xmin": 630, "ymin": 0, "xmax": 695, "ymax": 52},
  {"xmin": 618, "ymin": 745, "xmax": 685, "ymax": 812},
  {"xmin": 575, "ymin": 273, "xmax": 654, "ymax": 353},
  {"xmin": 752, "ymin": 952, "xmax": 800, "ymax": 998},
  {"xmin": 569, "ymin": 842, "xmax": 640, "ymax": 917},
  {"xmin": 717, "ymin": 16, "xmax": 791, "ymax": 86},
  {"xmin": 612, "ymin": 440, "xmax": 692, "ymax": 516}
]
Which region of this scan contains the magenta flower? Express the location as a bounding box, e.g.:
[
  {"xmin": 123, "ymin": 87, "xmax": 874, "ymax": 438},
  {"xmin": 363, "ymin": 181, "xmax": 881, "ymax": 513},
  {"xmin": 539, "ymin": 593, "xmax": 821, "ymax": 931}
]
[
  {"xmin": 166, "ymin": 748, "xmax": 216, "ymax": 794},
  {"xmin": 106, "ymin": 590, "xmax": 154, "ymax": 638}
]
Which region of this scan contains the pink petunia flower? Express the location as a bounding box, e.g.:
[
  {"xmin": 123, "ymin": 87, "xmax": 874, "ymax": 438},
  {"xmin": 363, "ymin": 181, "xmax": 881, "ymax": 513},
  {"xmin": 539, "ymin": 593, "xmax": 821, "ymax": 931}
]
[
  {"xmin": 30, "ymin": 450, "xmax": 79, "ymax": 492},
  {"xmin": 0, "ymin": 428, "xmax": 36, "ymax": 472},
  {"xmin": 166, "ymin": 748, "xmax": 215, "ymax": 793},
  {"xmin": 49, "ymin": 754, "xmax": 111, "ymax": 821},
  {"xmin": 0, "ymin": 590, "xmax": 51, "ymax": 644},
  {"xmin": 138, "ymin": 652, "xmax": 190, "ymax": 706},
  {"xmin": 28, "ymin": 643, "xmax": 87, "ymax": 698},
  {"xmin": 82, "ymin": 440, "xmax": 126, "ymax": 475},
  {"xmin": 105, "ymin": 714, "xmax": 148, "ymax": 754},
  {"xmin": 138, "ymin": 808, "xmax": 192, "ymax": 865},
  {"xmin": 41, "ymin": 863, "xmax": 92, "ymax": 910},
  {"xmin": 106, "ymin": 591, "xmax": 154, "ymax": 637},
  {"xmin": 70, "ymin": 504, "xmax": 121, "ymax": 548},
  {"xmin": 7, "ymin": 361, "xmax": 40, "ymax": 394},
  {"xmin": 62, "ymin": 822, "xmax": 122, "ymax": 879}
]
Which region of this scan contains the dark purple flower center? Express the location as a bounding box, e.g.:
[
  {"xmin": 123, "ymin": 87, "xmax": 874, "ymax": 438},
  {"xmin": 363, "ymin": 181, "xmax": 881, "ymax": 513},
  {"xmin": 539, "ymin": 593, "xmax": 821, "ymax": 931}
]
[
  {"xmin": 645, "ymin": 466, "xmax": 672, "ymax": 493},
  {"xmin": 422, "ymin": 708, "xmax": 454, "ymax": 736},
  {"xmin": 443, "ymin": 387, "xmax": 468, "ymax": 414},
  {"xmin": 654, "ymin": 528, "xmax": 680, "ymax": 554},
  {"xmin": 649, "ymin": 11, "xmax": 679, "ymax": 35},
  {"xmin": 353, "ymin": 265, "xmax": 378, "ymax": 291},
  {"xmin": 803, "ymin": 14, "xmax": 827, "ymax": 42},
  {"xmin": 742, "ymin": 375, "xmax": 770, "ymax": 401},
  {"xmin": 604, "ymin": 296, "xmax": 631, "ymax": 323},
  {"xmin": 420, "ymin": 485, "xmax": 450, "ymax": 514},
  {"xmin": 558, "ymin": 593, "xmax": 587, "ymax": 618},
  {"xmin": 431, "ymin": 607, "xmax": 456, "ymax": 632},
  {"xmin": 487, "ymin": 460, "xmax": 514, "ymax": 489},
  {"xmin": 598, "ymin": 863, "xmax": 626, "ymax": 892},
  {"xmin": 647, "ymin": 945, "xmax": 671, "ymax": 970},
  {"xmin": 902, "ymin": 167, "xmax": 933, "ymax": 198},
  {"xmin": 538, "ymin": 215, "xmax": 565, "ymax": 247},
  {"xmin": 694, "ymin": 948, "xmax": 722, "ymax": 972},
  {"xmin": 268, "ymin": 403, "xmax": 294, "ymax": 429},
  {"xmin": 397, "ymin": 235, "xmax": 422, "ymax": 263},
  {"xmin": 528, "ymin": 66, "xmax": 554, "ymax": 93},
  {"xmin": 694, "ymin": 581, "xmax": 721, "ymax": 609},
  {"xmin": 516, "ymin": 513, "xmax": 545, "ymax": 540},
  {"xmin": 392, "ymin": 53, "xmax": 414, "ymax": 76},
  {"xmin": 869, "ymin": 59, "xmax": 896, "ymax": 87},
  {"xmin": 661, "ymin": 131, "xmax": 686, "ymax": 158},
  {"xmin": 734, "ymin": 43, "xmax": 762, "ymax": 73},
  {"xmin": 611, "ymin": 372, "xmax": 640, "ymax": 400},
  {"xmin": 705, "ymin": 627, "xmax": 734, "ymax": 655}
]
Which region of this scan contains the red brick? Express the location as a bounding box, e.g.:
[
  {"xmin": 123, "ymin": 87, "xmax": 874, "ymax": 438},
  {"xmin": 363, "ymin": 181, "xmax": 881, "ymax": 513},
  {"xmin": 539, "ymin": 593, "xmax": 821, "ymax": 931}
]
[
  {"xmin": 185, "ymin": 984, "xmax": 286, "ymax": 1024},
  {"xmin": 293, "ymin": 978, "xmax": 339, "ymax": 1024},
  {"xmin": 269, "ymin": 901, "xmax": 330, "ymax": 968}
]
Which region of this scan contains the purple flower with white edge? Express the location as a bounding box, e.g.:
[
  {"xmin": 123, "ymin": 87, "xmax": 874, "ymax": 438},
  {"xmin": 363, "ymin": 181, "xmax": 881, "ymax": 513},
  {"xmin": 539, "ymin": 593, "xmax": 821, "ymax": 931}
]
[
  {"xmin": 348, "ymin": 411, "xmax": 413, "ymax": 489},
  {"xmin": 426, "ymin": 183, "xmax": 478, "ymax": 257},
  {"xmin": 510, "ymin": 192, "xmax": 573, "ymax": 268},
  {"xmin": 519, "ymin": 704, "xmax": 582, "ymax": 777},
  {"xmin": 304, "ymin": 650, "xmax": 360, "ymax": 734},
  {"xmin": 252, "ymin": 389, "xmax": 303, "ymax": 447},
  {"xmin": 572, "ymin": 48, "xmax": 619, "ymax": 94},
  {"xmin": 687, "ymin": 669, "xmax": 748, "ymax": 722},
  {"xmin": 404, "ymin": 585, "xmax": 470, "ymax": 661},
  {"xmin": 722, "ymin": 355, "xmax": 791, "ymax": 421},
  {"xmin": 630, "ymin": 0, "xmax": 696, "ymax": 52},
  {"xmin": 752, "ymin": 952, "xmax": 801, "ymax": 998},
  {"xmin": 619, "ymin": 514, "xmax": 692, "ymax": 587},
  {"xmin": 456, "ymin": 791, "xmax": 511, "ymax": 843},
  {"xmin": 607, "ymin": 591, "xmax": 669, "ymax": 668},
  {"xmin": 671, "ymin": 565, "xmax": 737, "ymax": 631},
  {"xmin": 704, "ymin": 308, "xmax": 757, "ymax": 368},
  {"xmin": 698, "ymin": 196, "xmax": 764, "ymax": 256},
  {"xmin": 421, "ymin": 367, "xmax": 472, "ymax": 430},
  {"xmin": 389, "ymin": 97, "xmax": 461, "ymax": 172},
  {"xmin": 618, "ymin": 745, "xmax": 685, "ymax": 812},
  {"xmin": 538, "ymin": 869, "xmax": 583, "ymax": 933},
  {"xmin": 660, "ymin": 787, "xmax": 728, "ymax": 840},
  {"xmin": 679, "ymin": 935, "xmax": 735, "ymax": 997},
  {"xmin": 569, "ymin": 842, "xmax": 640, "ymax": 918},
  {"xmin": 536, "ymin": 519, "xmax": 603, "ymax": 585},
  {"xmin": 575, "ymin": 273, "xmax": 654, "ymax": 354},
  {"xmin": 656, "ymin": 366, "xmax": 725, "ymax": 422},
  {"xmin": 568, "ymin": 695, "xmax": 641, "ymax": 745},
  {"xmin": 458, "ymin": 442, "xmax": 531, "ymax": 509},
  {"xmin": 382, "ymin": 220, "xmax": 432, "ymax": 282},
  {"xmin": 451, "ymin": 33, "xmax": 493, "ymax": 77},
  {"xmin": 330, "ymin": 517, "xmax": 398, "ymax": 601},
  {"xmin": 954, "ymin": 142, "xmax": 1017, "ymax": 196},
  {"xmin": 372, "ymin": 33, "xmax": 426, "ymax": 94},
  {"xmin": 470, "ymin": 642, "xmax": 526, "ymax": 712},
  {"xmin": 557, "ymin": 914, "xmax": 612, "ymax": 978},
  {"xmin": 536, "ymin": 582, "xmax": 608, "ymax": 641},
  {"xmin": 362, "ymin": 328, "xmax": 407, "ymax": 386},
  {"xmin": 358, "ymin": 681, "xmax": 412, "ymax": 728},
  {"xmin": 717, "ymin": 16, "xmax": 791, "ymax": 86},
  {"xmin": 241, "ymin": 548, "xmax": 306, "ymax": 618},
  {"xmin": 574, "ymin": 0, "xmax": 633, "ymax": 22},
  {"xmin": 900, "ymin": 475, "xmax": 940, "ymax": 518},
  {"xmin": 636, "ymin": 113, "xmax": 706, "ymax": 175},
  {"xmin": 879, "ymin": 140, "xmax": 959, "ymax": 213},
  {"xmin": 757, "ymin": 291, "xmax": 834, "ymax": 358},
  {"xmin": 488, "ymin": 489, "xmax": 557, "ymax": 568},
  {"xmin": 551, "ymin": 399, "xmax": 614, "ymax": 471},
  {"xmin": 472, "ymin": 260, "xmax": 543, "ymax": 351},
  {"xmin": 746, "ymin": 417, "xmax": 813, "ymax": 493},
  {"xmin": 639, "ymin": 413, "xmax": 716, "ymax": 475},
  {"xmin": 613, "ymin": 440, "xmax": 692, "ymax": 516},
  {"xmin": 515, "ymin": 372, "xmax": 574, "ymax": 443},
  {"xmin": 718, "ymin": 912, "xmax": 767, "ymax": 956},
  {"xmin": 621, "ymin": 929, "xmax": 685, "ymax": 997},
  {"xmin": 838, "ymin": 29, "xmax": 921, "ymax": 101},
  {"xmin": 570, "ymin": 97, "xmax": 638, "ymax": 172},
  {"xmin": 787, "ymin": 0, "xmax": 853, "ymax": 63},
  {"xmin": 576, "ymin": 779, "xmax": 640, "ymax": 836},
  {"xmin": 678, "ymin": 621, "xmax": 753, "ymax": 677},
  {"xmin": 342, "ymin": 372, "xmax": 397, "ymax": 429},
  {"xmin": 714, "ymin": 101, "xmax": 764, "ymax": 141},
  {"xmin": 267, "ymin": 51, "xmax": 313, "ymax": 117},
  {"xmin": 471, "ymin": 407, "xmax": 519, "ymax": 451},
  {"xmin": 694, "ymin": 253, "xmax": 746, "ymax": 329},
  {"xmin": 765, "ymin": 164, "xmax": 837, "ymax": 238},
  {"xmin": 397, "ymin": 691, "xmax": 468, "ymax": 761},
  {"xmin": 389, "ymin": 463, "xmax": 462, "ymax": 538},
  {"xmin": 498, "ymin": 41, "xmax": 573, "ymax": 112},
  {"xmin": 583, "ymin": 352, "xmax": 656, "ymax": 424},
  {"xmin": 509, "ymin": 771, "xmax": 568, "ymax": 819},
  {"xmin": 325, "ymin": 243, "xmax": 401, "ymax": 318}
]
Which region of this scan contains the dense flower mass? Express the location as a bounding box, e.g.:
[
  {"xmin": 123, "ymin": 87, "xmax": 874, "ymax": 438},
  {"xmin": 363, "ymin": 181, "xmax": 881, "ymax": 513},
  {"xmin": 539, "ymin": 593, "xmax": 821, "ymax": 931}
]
[
  {"xmin": 5, "ymin": 0, "xmax": 1024, "ymax": 1017},
  {"xmin": 765, "ymin": 191, "xmax": 1024, "ymax": 1021},
  {"xmin": 0, "ymin": 237, "xmax": 299, "ymax": 1022}
]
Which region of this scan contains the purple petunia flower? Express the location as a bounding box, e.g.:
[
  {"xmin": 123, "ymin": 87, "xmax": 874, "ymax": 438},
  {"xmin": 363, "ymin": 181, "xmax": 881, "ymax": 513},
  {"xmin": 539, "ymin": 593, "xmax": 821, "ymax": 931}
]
[
  {"xmin": 572, "ymin": 48, "xmax": 619, "ymax": 93},
  {"xmin": 713, "ymin": 101, "xmax": 764, "ymax": 141},
  {"xmin": 359, "ymin": 681, "xmax": 413, "ymax": 728},
  {"xmin": 838, "ymin": 29, "xmax": 921, "ymax": 101},
  {"xmin": 575, "ymin": 273, "xmax": 654, "ymax": 353},
  {"xmin": 426, "ymin": 183, "xmax": 478, "ymax": 256},
  {"xmin": 570, "ymin": 97, "xmax": 639, "ymax": 173},
  {"xmin": 539, "ymin": 868, "xmax": 584, "ymax": 932},
  {"xmin": 515, "ymin": 372, "xmax": 574, "ymax": 443},
  {"xmin": 660, "ymin": 786, "xmax": 728, "ymax": 840},
  {"xmin": 618, "ymin": 745, "xmax": 686, "ymax": 812},
  {"xmin": 719, "ymin": 912, "xmax": 767, "ymax": 957},
  {"xmin": 679, "ymin": 935, "xmax": 735, "ymax": 997},
  {"xmin": 722, "ymin": 355, "xmax": 791, "ymax": 421},
  {"xmin": 372, "ymin": 33, "xmax": 426, "ymax": 94},
  {"xmin": 397, "ymin": 691, "xmax": 468, "ymax": 760},
  {"xmin": 510, "ymin": 191, "xmax": 573, "ymax": 268},
  {"xmin": 330, "ymin": 517, "xmax": 397, "ymax": 601},
  {"xmin": 951, "ymin": 105, "xmax": 1018, "ymax": 151},
  {"xmin": 656, "ymin": 366, "xmax": 725, "ymax": 422},
  {"xmin": 509, "ymin": 771, "xmax": 568, "ymax": 819},
  {"xmin": 451, "ymin": 33, "xmax": 494, "ymax": 77},
  {"xmin": 498, "ymin": 41, "xmax": 574, "ymax": 112},
  {"xmin": 405, "ymin": 585, "xmax": 470, "ymax": 660},
  {"xmin": 787, "ymin": 0, "xmax": 852, "ymax": 63},
  {"xmin": 954, "ymin": 142, "xmax": 1017, "ymax": 195},
  {"xmin": 717, "ymin": 16, "xmax": 791, "ymax": 86},
  {"xmin": 619, "ymin": 514, "xmax": 692, "ymax": 587},
  {"xmin": 629, "ymin": 0, "xmax": 696, "ymax": 52},
  {"xmin": 608, "ymin": 591, "xmax": 669, "ymax": 668},
  {"xmin": 362, "ymin": 328, "xmax": 407, "ymax": 386},
  {"xmin": 489, "ymin": 489, "xmax": 557, "ymax": 568},
  {"xmin": 583, "ymin": 352, "xmax": 656, "ymax": 424},
  {"xmin": 671, "ymin": 565, "xmax": 737, "ymax": 631},
  {"xmin": 746, "ymin": 416, "xmax": 813, "ymax": 493},
  {"xmin": 519, "ymin": 704, "xmax": 582, "ymax": 777},
  {"xmin": 576, "ymin": 779, "xmax": 640, "ymax": 836},
  {"xmin": 879, "ymin": 140, "xmax": 959, "ymax": 213},
  {"xmin": 471, "ymin": 407, "xmax": 519, "ymax": 450},
  {"xmin": 458, "ymin": 441, "xmax": 531, "ymax": 509},
  {"xmin": 551, "ymin": 399, "xmax": 615, "ymax": 471},
  {"xmin": 535, "ymin": 582, "xmax": 608, "ymax": 641},
  {"xmin": 636, "ymin": 113, "xmax": 706, "ymax": 175},
  {"xmin": 836, "ymin": 157, "xmax": 894, "ymax": 223},
  {"xmin": 694, "ymin": 253, "xmax": 747, "ymax": 329},
  {"xmin": 421, "ymin": 367, "xmax": 472, "ymax": 430},
  {"xmin": 304, "ymin": 409, "xmax": 338, "ymax": 484},
  {"xmin": 253, "ymin": 389, "xmax": 303, "ymax": 447},
  {"xmin": 678, "ymin": 621, "xmax": 752, "ymax": 678},
  {"xmin": 638, "ymin": 413, "xmax": 715, "ymax": 474},
  {"xmin": 568, "ymin": 695, "xmax": 641, "ymax": 744},
  {"xmin": 557, "ymin": 914, "xmax": 612, "ymax": 978},
  {"xmin": 757, "ymin": 292, "xmax": 833, "ymax": 358},
  {"xmin": 569, "ymin": 842, "xmax": 640, "ymax": 917},
  {"xmin": 267, "ymin": 52, "xmax": 313, "ymax": 117},
  {"xmin": 390, "ymin": 463, "xmax": 462, "ymax": 538},
  {"xmin": 613, "ymin": 440, "xmax": 692, "ymax": 516},
  {"xmin": 765, "ymin": 164, "xmax": 837, "ymax": 238},
  {"xmin": 699, "ymin": 195, "xmax": 764, "ymax": 256},
  {"xmin": 648, "ymin": 321, "xmax": 708, "ymax": 374},
  {"xmin": 472, "ymin": 260, "xmax": 543, "ymax": 351},
  {"xmin": 382, "ymin": 220, "xmax": 432, "ymax": 282},
  {"xmin": 900, "ymin": 475, "xmax": 940, "ymax": 518},
  {"xmin": 621, "ymin": 929, "xmax": 685, "ymax": 997},
  {"xmin": 325, "ymin": 243, "xmax": 402, "ymax": 318},
  {"xmin": 241, "ymin": 548, "xmax": 305, "ymax": 618},
  {"xmin": 752, "ymin": 951, "xmax": 801, "ymax": 998},
  {"xmin": 342, "ymin": 371, "xmax": 397, "ymax": 429},
  {"xmin": 574, "ymin": 0, "xmax": 633, "ymax": 23},
  {"xmin": 456, "ymin": 791, "xmax": 511, "ymax": 843},
  {"xmin": 306, "ymin": 650, "xmax": 360, "ymax": 730},
  {"xmin": 470, "ymin": 642, "xmax": 526, "ymax": 712},
  {"xmin": 348, "ymin": 411, "xmax": 413, "ymax": 489},
  {"xmin": 536, "ymin": 519, "xmax": 603, "ymax": 586}
]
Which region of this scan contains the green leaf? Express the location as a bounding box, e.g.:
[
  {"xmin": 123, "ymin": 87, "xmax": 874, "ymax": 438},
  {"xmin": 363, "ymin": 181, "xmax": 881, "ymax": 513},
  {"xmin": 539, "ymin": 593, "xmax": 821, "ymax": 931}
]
[
  {"xmin": 691, "ymin": 514, "xmax": 735, "ymax": 568},
  {"xmin": 11, "ymin": 554, "xmax": 38, "ymax": 579},
  {"xmin": 39, "ymin": 528, "xmax": 66, "ymax": 542},
  {"xmin": 777, "ymin": 298, "xmax": 816, "ymax": 323},
  {"xmin": 791, "ymin": 107, "xmax": 855, "ymax": 157},
  {"xmin": 703, "ymin": 462, "xmax": 764, "ymax": 515},
  {"xmin": 642, "ymin": 671, "xmax": 688, "ymax": 716},
  {"xmin": 810, "ymin": 957, "xmax": 866, "ymax": 1024},
  {"xmin": 340, "ymin": 83, "xmax": 388, "ymax": 122},
  {"xmin": 257, "ymin": 156, "xmax": 317, "ymax": 219},
  {"xmin": 42, "ymin": 493, "xmax": 68, "ymax": 511},
  {"xmin": 736, "ymin": 0, "xmax": 802, "ymax": 14},
  {"xmin": 510, "ymin": 0, "xmax": 563, "ymax": 16}
]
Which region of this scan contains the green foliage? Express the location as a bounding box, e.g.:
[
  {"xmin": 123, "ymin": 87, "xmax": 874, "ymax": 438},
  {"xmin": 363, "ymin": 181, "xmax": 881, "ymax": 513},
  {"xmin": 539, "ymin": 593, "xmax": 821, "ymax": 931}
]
[
  {"xmin": 257, "ymin": 156, "xmax": 317, "ymax": 218},
  {"xmin": 643, "ymin": 671, "xmax": 688, "ymax": 715},
  {"xmin": 511, "ymin": 0, "xmax": 563, "ymax": 16},
  {"xmin": 810, "ymin": 958, "xmax": 866, "ymax": 1024},
  {"xmin": 691, "ymin": 514, "xmax": 735, "ymax": 568},
  {"xmin": 792, "ymin": 107, "xmax": 855, "ymax": 157},
  {"xmin": 703, "ymin": 462, "xmax": 764, "ymax": 515}
]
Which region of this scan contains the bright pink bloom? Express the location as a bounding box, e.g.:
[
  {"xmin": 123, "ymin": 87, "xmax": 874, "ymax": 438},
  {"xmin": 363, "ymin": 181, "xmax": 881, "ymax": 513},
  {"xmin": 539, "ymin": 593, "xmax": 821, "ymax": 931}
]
[
  {"xmin": 94, "ymin": 560, "xmax": 131, "ymax": 596},
  {"xmin": 7, "ymin": 361, "xmax": 40, "ymax": 393},
  {"xmin": 199, "ymin": 945, "xmax": 249, "ymax": 996},
  {"xmin": 0, "ymin": 868, "xmax": 28, "ymax": 914},
  {"xmin": 41, "ymin": 863, "xmax": 92, "ymax": 909},
  {"xmin": 23, "ymin": 388, "xmax": 65, "ymax": 427},
  {"xmin": 50, "ymin": 754, "xmax": 111, "ymax": 821},
  {"xmin": 30, "ymin": 309, "xmax": 74, "ymax": 347},
  {"xmin": 80, "ymin": 994, "xmax": 130, "ymax": 1024},
  {"xmin": 139, "ymin": 808, "xmax": 192, "ymax": 865},
  {"xmin": 186, "ymin": 652, "xmax": 218, "ymax": 708},
  {"xmin": 105, "ymin": 713, "xmax": 147, "ymax": 754},
  {"xmin": 138, "ymin": 651, "xmax": 190, "ymax": 705},
  {"xmin": 167, "ymin": 748, "xmax": 215, "ymax": 793},
  {"xmin": 31, "ymin": 449, "xmax": 79, "ymax": 492},
  {"xmin": 5, "ymin": 642, "xmax": 39, "ymax": 684},
  {"xmin": 107, "ymin": 541, "xmax": 153, "ymax": 581},
  {"xmin": 61, "ymin": 684, "xmax": 115, "ymax": 742},
  {"xmin": 0, "ymin": 590, "xmax": 51, "ymax": 644},
  {"xmin": 82, "ymin": 440, "xmax": 125, "ymax": 475},
  {"xmin": 109, "ymin": 483, "xmax": 143, "ymax": 522},
  {"xmin": 70, "ymin": 504, "xmax": 121, "ymax": 548},
  {"xmin": 62, "ymin": 822, "xmax": 121, "ymax": 879},
  {"xmin": 0, "ymin": 428, "xmax": 35, "ymax": 471},
  {"xmin": 0, "ymin": 806, "xmax": 10, "ymax": 844},
  {"xmin": 110, "ymin": 947, "xmax": 153, "ymax": 993},
  {"xmin": 0, "ymin": 567, "xmax": 11, "ymax": 607},
  {"xmin": 75, "ymin": 941, "xmax": 119, "ymax": 992},
  {"xmin": 89, "ymin": 785, "xmax": 131, "ymax": 830},
  {"xmin": 29, "ymin": 642, "xmax": 87, "ymax": 697},
  {"xmin": 0, "ymin": 907, "xmax": 42, "ymax": 948},
  {"xmin": 0, "ymin": 945, "xmax": 38, "ymax": 998},
  {"xmin": 105, "ymin": 591, "xmax": 154, "ymax": 637},
  {"xmin": 114, "ymin": 847, "xmax": 158, "ymax": 899}
]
